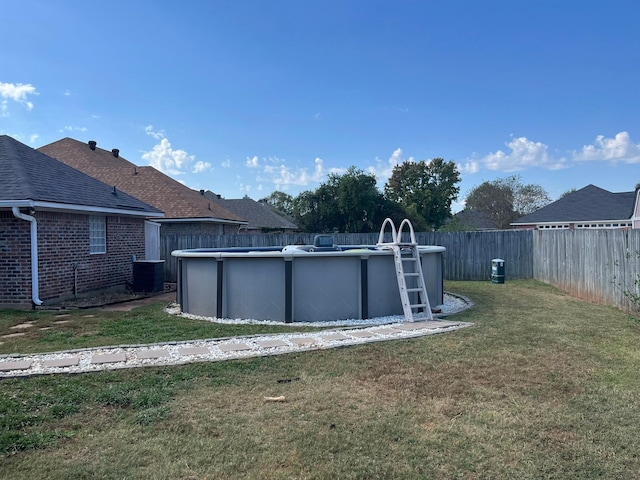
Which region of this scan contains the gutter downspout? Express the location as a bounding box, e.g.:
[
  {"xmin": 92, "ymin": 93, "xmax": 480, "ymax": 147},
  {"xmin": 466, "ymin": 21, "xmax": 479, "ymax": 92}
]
[{"xmin": 11, "ymin": 207, "xmax": 43, "ymax": 306}]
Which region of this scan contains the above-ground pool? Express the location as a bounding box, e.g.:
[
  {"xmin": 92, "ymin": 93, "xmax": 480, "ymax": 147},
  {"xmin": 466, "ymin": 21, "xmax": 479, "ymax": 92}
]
[{"xmin": 172, "ymin": 239, "xmax": 445, "ymax": 323}]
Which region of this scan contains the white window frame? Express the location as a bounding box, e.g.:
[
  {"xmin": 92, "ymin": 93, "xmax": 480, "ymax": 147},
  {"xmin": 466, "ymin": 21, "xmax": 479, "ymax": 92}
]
[{"xmin": 89, "ymin": 215, "xmax": 107, "ymax": 254}]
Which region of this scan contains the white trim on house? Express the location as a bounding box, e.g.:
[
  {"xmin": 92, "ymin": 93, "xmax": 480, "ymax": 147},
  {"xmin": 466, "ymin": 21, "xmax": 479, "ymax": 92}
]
[
  {"xmin": 633, "ymin": 189, "xmax": 640, "ymax": 229},
  {"xmin": 0, "ymin": 200, "xmax": 163, "ymax": 218},
  {"xmin": 515, "ymin": 220, "xmax": 634, "ymax": 230}
]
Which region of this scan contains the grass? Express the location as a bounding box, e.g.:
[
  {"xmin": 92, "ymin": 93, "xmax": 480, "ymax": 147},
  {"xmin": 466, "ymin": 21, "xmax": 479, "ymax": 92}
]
[
  {"xmin": 0, "ymin": 302, "xmax": 324, "ymax": 355},
  {"xmin": 1, "ymin": 280, "xmax": 640, "ymax": 479}
]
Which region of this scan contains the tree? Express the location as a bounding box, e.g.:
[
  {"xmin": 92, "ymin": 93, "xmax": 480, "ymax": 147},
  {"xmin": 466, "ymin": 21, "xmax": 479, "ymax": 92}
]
[
  {"xmin": 292, "ymin": 167, "xmax": 387, "ymax": 233},
  {"xmin": 260, "ymin": 191, "xmax": 294, "ymax": 217},
  {"xmin": 384, "ymin": 158, "xmax": 461, "ymax": 230},
  {"xmin": 465, "ymin": 175, "xmax": 552, "ymax": 229}
]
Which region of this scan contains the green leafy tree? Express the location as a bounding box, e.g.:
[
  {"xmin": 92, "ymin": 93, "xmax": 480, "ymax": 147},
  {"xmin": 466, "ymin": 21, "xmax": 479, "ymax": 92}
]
[
  {"xmin": 384, "ymin": 158, "xmax": 461, "ymax": 230},
  {"xmin": 260, "ymin": 191, "xmax": 294, "ymax": 217},
  {"xmin": 292, "ymin": 167, "xmax": 401, "ymax": 233}
]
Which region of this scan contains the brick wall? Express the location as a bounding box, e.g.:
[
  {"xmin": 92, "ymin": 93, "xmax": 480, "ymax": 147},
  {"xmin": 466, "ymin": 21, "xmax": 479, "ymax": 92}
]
[
  {"xmin": 0, "ymin": 210, "xmax": 146, "ymax": 308},
  {"xmin": 0, "ymin": 212, "xmax": 32, "ymax": 306},
  {"xmin": 160, "ymin": 221, "xmax": 241, "ymax": 235}
]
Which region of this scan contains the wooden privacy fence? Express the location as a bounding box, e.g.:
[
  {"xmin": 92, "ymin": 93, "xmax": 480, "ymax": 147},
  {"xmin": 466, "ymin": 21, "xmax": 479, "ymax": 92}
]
[
  {"xmin": 161, "ymin": 228, "xmax": 640, "ymax": 312},
  {"xmin": 161, "ymin": 229, "xmax": 534, "ymax": 283},
  {"xmin": 533, "ymin": 229, "xmax": 640, "ymax": 313}
]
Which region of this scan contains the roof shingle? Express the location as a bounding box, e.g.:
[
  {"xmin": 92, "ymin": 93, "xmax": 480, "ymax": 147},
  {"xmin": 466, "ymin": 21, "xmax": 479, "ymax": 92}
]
[
  {"xmin": 38, "ymin": 137, "xmax": 245, "ymax": 223},
  {"xmin": 513, "ymin": 184, "xmax": 636, "ymax": 224},
  {"xmin": 0, "ymin": 135, "xmax": 161, "ymax": 215},
  {"xmin": 201, "ymin": 191, "xmax": 298, "ymax": 230}
]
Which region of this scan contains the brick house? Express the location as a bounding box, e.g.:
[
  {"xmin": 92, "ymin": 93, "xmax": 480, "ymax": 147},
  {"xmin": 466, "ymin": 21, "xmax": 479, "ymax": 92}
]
[
  {"xmin": 38, "ymin": 138, "xmax": 247, "ymax": 236},
  {"xmin": 0, "ymin": 135, "xmax": 163, "ymax": 309},
  {"xmin": 511, "ymin": 184, "xmax": 640, "ymax": 230}
]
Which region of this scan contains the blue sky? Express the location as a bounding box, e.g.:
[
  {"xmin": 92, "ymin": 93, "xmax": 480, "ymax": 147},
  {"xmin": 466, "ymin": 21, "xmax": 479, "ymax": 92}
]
[{"xmin": 2, "ymin": 0, "xmax": 640, "ymax": 213}]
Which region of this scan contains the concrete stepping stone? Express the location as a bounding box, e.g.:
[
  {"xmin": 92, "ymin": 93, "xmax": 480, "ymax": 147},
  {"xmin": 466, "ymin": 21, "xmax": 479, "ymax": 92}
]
[
  {"xmin": 1, "ymin": 332, "xmax": 26, "ymax": 338},
  {"xmin": 347, "ymin": 331, "xmax": 376, "ymax": 338},
  {"xmin": 136, "ymin": 349, "xmax": 170, "ymax": 359},
  {"xmin": 255, "ymin": 339, "xmax": 288, "ymax": 348},
  {"xmin": 393, "ymin": 322, "xmax": 436, "ymax": 331},
  {"xmin": 0, "ymin": 360, "xmax": 33, "ymax": 371},
  {"xmin": 91, "ymin": 352, "xmax": 127, "ymax": 364},
  {"xmin": 10, "ymin": 322, "xmax": 35, "ymax": 330},
  {"xmin": 54, "ymin": 320, "xmax": 72, "ymax": 324},
  {"xmin": 318, "ymin": 333, "xmax": 350, "ymax": 341},
  {"xmin": 373, "ymin": 327, "xmax": 402, "ymax": 335},
  {"xmin": 289, "ymin": 337, "xmax": 317, "ymax": 346},
  {"xmin": 218, "ymin": 342, "xmax": 252, "ymax": 352},
  {"xmin": 178, "ymin": 346, "xmax": 210, "ymax": 356},
  {"xmin": 43, "ymin": 357, "xmax": 80, "ymax": 368}
]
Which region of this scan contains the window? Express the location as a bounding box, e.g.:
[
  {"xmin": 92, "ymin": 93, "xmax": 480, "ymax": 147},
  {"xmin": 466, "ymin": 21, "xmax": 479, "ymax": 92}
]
[{"xmin": 89, "ymin": 216, "xmax": 106, "ymax": 254}]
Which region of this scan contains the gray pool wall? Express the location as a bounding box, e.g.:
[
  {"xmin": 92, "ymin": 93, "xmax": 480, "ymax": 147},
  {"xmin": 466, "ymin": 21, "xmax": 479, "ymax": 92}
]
[{"xmin": 172, "ymin": 246, "xmax": 445, "ymax": 322}]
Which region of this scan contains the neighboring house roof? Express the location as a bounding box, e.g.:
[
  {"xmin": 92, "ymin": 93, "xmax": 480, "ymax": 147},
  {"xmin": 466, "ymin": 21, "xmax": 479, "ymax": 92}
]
[
  {"xmin": 201, "ymin": 191, "xmax": 298, "ymax": 231},
  {"xmin": 38, "ymin": 137, "xmax": 246, "ymax": 224},
  {"xmin": 512, "ymin": 184, "xmax": 636, "ymax": 225},
  {"xmin": 0, "ymin": 135, "xmax": 162, "ymax": 217}
]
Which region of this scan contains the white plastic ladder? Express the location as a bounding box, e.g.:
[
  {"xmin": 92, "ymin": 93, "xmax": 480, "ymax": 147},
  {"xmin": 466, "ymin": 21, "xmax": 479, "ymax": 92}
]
[{"xmin": 377, "ymin": 218, "xmax": 433, "ymax": 322}]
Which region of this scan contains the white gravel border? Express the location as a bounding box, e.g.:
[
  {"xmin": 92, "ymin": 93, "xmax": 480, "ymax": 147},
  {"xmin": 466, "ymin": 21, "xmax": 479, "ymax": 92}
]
[
  {"xmin": 172, "ymin": 292, "xmax": 472, "ymax": 327},
  {"xmin": 0, "ymin": 293, "xmax": 473, "ymax": 378}
]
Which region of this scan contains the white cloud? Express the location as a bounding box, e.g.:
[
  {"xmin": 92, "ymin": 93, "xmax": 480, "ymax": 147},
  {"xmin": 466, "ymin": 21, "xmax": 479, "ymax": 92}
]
[
  {"xmin": 29, "ymin": 134, "xmax": 39, "ymax": 144},
  {"xmin": 367, "ymin": 147, "xmax": 415, "ymax": 185},
  {"xmin": 144, "ymin": 125, "xmax": 165, "ymax": 140},
  {"xmin": 0, "ymin": 101, "xmax": 7, "ymax": 117},
  {"xmin": 463, "ymin": 135, "xmax": 566, "ymax": 173},
  {"xmin": 573, "ymin": 131, "xmax": 640, "ymax": 163},
  {"xmin": 221, "ymin": 159, "xmax": 231, "ymax": 168},
  {"xmin": 246, "ymin": 155, "xmax": 260, "ymax": 168},
  {"xmin": 142, "ymin": 126, "xmax": 209, "ymax": 176},
  {"xmin": 0, "ymin": 81, "xmax": 38, "ymax": 111},
  {"xmin": 460, "ymin": 160, "xmax": 479, "ymax": 174},
  {"xmin": 61, "ymin": 125, "xmax": 87, "ymax": 133},
  {"xmin": 258, "ymin": 156, "xmax": 340, "ymax": 190},
  {"xmin": 141, "ymin": 137, "xmax": 195, "ymax": 176},
  {"xmin": 192, "ymin": 160, "xmax": 211, "ymax": 173}
]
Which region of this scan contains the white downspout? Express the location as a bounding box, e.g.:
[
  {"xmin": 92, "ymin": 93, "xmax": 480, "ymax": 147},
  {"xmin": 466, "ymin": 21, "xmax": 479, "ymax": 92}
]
[{"xmin": 12, "ymin": 207, "xmax": 43, "ymax": 306}]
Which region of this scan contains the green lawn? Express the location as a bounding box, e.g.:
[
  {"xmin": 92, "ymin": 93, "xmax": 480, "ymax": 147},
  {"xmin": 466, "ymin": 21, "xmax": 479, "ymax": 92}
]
[{"xmin": 1, "ymin": 280, "xmax": 639, "ymax": 479}]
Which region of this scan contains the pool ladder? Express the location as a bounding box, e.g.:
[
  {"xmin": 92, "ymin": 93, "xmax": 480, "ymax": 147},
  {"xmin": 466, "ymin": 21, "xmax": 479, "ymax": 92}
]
[{"xmin": 377, "ymin": 218, "xmax": 433, "ymax": 322}]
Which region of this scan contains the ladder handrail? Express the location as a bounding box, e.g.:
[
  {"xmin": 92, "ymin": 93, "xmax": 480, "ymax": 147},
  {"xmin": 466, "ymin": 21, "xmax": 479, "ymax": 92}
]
[
  {"xmin": 397, "ymin": 218, "xmax": 417, "ymax": 245},
  {"xmin": 377, "ymin": 217, "xmax": 398, "ymax": 245}
]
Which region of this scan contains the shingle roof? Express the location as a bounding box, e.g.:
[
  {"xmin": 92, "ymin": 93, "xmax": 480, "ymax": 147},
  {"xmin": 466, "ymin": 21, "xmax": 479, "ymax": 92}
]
[
  {"xmin": 0, "ymin": 135, "xmax": 162, "ymax": 215},
  {"xmin": 512, "ymin": 184, "xmax": 636, "ymax": 224},
  {"xmin": 201, "ymin": 191, "xmax": 298, "ymax": 230},
  {"xmin": 38, "ymin": 137, "xmax": 245, "ymax": 223}
]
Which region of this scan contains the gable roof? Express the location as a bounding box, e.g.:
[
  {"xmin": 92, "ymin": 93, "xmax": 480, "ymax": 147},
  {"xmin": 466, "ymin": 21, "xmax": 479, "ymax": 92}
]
[
  {"xmin": 38, "ymin": 137, "xmax": 246, "ymax": 224},
  {"xmin": 0, "ymin": 135, "xmax": 162, "ymax": 216},
  {"xmin": 201, "ymin": 191, "xmax": 298, "ymax": 230},
  {"xmin": 512, "ymin": 184, "xmax": 636, "ymax": 225}
]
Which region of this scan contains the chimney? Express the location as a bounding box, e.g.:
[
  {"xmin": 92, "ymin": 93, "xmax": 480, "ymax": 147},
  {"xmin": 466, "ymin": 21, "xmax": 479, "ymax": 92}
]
[
  {"xmin": 112, "ymin": 148, "xmax": 120, "ymax": 157},
  {"xmin": 200, "ymin": 189, "xmax": 205, "ymax": 195},
  {"xmin": 88, "ymin": 140, "xmax": 97, "ymax": 150}
]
